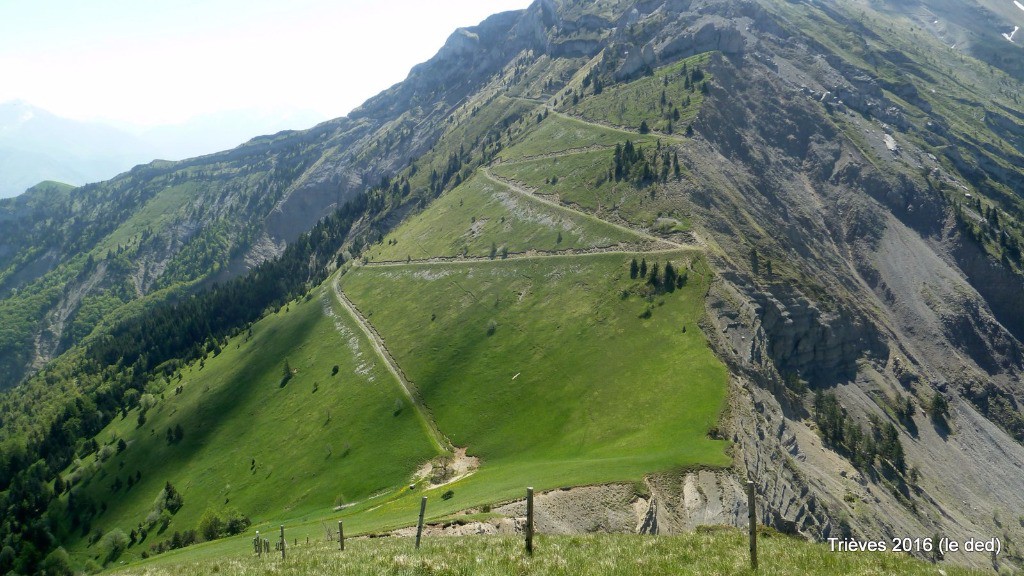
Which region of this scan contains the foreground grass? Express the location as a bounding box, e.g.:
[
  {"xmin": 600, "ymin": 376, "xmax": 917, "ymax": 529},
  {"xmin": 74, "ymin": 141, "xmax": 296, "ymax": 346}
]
[{"xmin": 112, "ymin": 529, "xmax": 983, "ymax": 576}]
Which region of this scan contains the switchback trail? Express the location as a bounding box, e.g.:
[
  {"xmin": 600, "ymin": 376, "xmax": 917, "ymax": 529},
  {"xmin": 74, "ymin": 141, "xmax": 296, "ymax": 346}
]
[{"xmin": 331, "ymin": 274, "xmax": 452, "ymax": 454}]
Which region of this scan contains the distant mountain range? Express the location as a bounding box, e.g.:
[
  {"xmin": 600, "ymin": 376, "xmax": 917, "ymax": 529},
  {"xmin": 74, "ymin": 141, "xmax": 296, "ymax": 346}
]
[{"xmin": 0, "ymin": 100, "xmax": 325, "ymax": 198}]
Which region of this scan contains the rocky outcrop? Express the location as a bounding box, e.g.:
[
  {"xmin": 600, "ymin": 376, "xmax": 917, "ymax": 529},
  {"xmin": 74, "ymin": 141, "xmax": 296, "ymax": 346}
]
[
  {"xmin": 486, "ymin": 471, "xmax": 749, "ymax": 536},
  {"xmin": 655, "ymin": 18, "xmax": 745, "ymax": 62},
  {"xmin": 712, "ymin": 274, "xmax": 886, "ymax": 387}
]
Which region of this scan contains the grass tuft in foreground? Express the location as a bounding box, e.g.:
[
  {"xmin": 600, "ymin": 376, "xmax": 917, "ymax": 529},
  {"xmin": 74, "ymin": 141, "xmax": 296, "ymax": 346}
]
[{"xmin": 112, "ymin": 528, "xmax": 984, "ymax": 576}]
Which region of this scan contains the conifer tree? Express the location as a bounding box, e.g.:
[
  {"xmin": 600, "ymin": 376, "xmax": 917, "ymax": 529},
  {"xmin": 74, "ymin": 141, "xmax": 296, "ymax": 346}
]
[{"xmin": 664, "ymin": 262, "xmax": 677, "ymax": 292}]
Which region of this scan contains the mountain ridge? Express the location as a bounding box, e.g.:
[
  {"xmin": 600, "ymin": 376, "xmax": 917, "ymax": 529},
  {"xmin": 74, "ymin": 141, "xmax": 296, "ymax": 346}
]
[{"xmin": 2, "ymin": 0, "xmax": 1024, "ymax": 573}]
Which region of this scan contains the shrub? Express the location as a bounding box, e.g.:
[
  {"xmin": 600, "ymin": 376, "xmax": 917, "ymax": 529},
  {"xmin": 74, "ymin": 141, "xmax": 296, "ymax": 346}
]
[
  {"xmin": 224, "ymin": 511, "xmax": 252, "ymax": 536},
  {"xmin": 442, "ymin": 489, "xmax": 455, "ymax": 500},
  {"xmin": 41, "ymin": 547, "xmax": 73, "ymax": 576},
  {"xmin": 199, "ymin": 509, "xmax": 226, "ymax": 541},
  {"xmin": 199, "ymin": 508, "xmax": 251, "ymax": 541},
  {"xmin": 97, "ymin": 444, "xmax": 115, "ymax": 462},
  {"xmin": 100, "ymin": 529, "xmax": 129, "ymax": 564}
]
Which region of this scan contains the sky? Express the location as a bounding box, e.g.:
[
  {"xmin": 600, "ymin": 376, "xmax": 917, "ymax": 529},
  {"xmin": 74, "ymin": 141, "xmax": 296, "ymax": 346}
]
[{"xmin": 0, "ymin": 0, "xmax": 533, "ymax": 127}]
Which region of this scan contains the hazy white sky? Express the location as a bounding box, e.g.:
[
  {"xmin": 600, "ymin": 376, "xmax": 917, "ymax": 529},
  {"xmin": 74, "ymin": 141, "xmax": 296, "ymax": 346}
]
[{"xmin": 0, "ymin": 0, "xmax": 532, "ymax": 126}]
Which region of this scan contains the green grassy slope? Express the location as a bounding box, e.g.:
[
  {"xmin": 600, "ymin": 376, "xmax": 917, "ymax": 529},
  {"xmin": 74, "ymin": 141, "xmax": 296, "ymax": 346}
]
[
  {"xmin": 492, "ymin": 148, "xmax": 683, "ymax": 228},
  {"xmin": 565, "ymin": 54, "xmax": 710, "ymax": 134},
  {"xmin": 61, "ymin": 283, "xmax": 439, "ymax": 563},
  {"xmin": 341, "ymin": 252, "xmax": 728, "ymax": 475},
  {"xmin": 364, "ymin": 173, "xmax": 643, "ymax": 262},
  {"xmin": 497, "ymin": 113, "xmax": 657, "ymax": 161}
]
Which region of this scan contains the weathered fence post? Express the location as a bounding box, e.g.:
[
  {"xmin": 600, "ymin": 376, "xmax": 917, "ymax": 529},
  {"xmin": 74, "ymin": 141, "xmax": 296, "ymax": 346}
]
[
  {"xmin": 526, "ymin": 487, "xmax": 535, "ymax": 555},
  {"xmin": 280, "ymin": 525, "xmax": 286, "ymax": 560},
  {"xmin": 339, "ymin": 520, "xmax": 345, "ymax": 551},
  {"xmin": 747, "ymin": 480, "xmax": 757, "ymax": 570},
  {"xmin": 415, "ymin": 496, "xmax": 428, "ymax": 549},
  {"xmin": 255, "ymin": 531, "xmax": 261, "ymax": 557}
]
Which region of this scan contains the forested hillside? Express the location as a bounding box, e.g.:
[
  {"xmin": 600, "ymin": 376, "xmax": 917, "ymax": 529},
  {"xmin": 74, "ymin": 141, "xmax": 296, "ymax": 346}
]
[{"xmin": 2, "ymin": 0, "xmax": 1024, "ymax": 574}]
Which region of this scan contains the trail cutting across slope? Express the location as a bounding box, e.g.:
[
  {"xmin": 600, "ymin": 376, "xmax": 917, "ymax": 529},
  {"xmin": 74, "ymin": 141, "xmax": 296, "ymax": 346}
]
[
  {"xmin": 481, "ymin": 167, "xmax": 686, "ymax": 250},
  {"xmin": 331, "ymin": 273, "xmax": 452, "ymax": 454}
]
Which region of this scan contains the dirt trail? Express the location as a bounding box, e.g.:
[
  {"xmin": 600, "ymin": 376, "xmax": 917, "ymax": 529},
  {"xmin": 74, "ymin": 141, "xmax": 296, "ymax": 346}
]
[
  {"xmin": 331, "ymin": 274, "xmax": 451, "ymax": 453},
  {"xmin": 548, "ymin": 108, "xmax": 690, "ymax": 145},
  {"xmin": 494, "ymin": 143, "xmax": 614, "ymax": 165},
  {"xmin": 481, "ymin": 166, "xmax": 685, "ymax": 250},
  {"xmin": 492, "ymin": 109, "xmax": 712, "ymax": 250},
  {"xmin": 362, "ymin": 244, "xmax": 692, "ymax": 268}
]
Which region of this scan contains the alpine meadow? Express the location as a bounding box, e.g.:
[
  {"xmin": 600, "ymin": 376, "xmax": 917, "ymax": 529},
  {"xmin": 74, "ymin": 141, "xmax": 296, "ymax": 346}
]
[{"xmin": 2, "ymin": 0, "xmax": 1024, "ymax": 574}]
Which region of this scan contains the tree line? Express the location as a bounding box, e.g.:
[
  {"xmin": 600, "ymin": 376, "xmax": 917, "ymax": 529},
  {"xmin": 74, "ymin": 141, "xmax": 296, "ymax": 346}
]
[{"xmin": 0, "ymin": 185, "xmax": 383, "ymax": 574}]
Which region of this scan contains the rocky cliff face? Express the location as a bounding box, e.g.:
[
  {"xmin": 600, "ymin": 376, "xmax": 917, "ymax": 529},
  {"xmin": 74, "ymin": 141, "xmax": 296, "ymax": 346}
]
[
  {"xmin": 3, "ymin": 0, "xmax": 1024, "ymax": 569},
  {"xmin": 663, "ymin": 1, "xmax": 1024, "ymax": 568}
]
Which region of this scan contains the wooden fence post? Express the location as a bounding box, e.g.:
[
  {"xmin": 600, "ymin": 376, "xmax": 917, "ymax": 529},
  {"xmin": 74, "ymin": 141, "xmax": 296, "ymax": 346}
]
[
  {"xmin": 526, "ymin": 487, "xmax": 535, "ymax": 555},
  {"xmin": 415, "ymin": 496, "xmax": 428, "ymax": 549},
  {"xmin": 255, "ymin": 531, "xmax": 261, "ymax": 557},
  {"xmin": 339, "ymin": 520, "xmax": 345, "ymax": 551},
  {"xmin": 280, "ymin": 525, "xmax": 286, "ymax": 560},
  {"xmin": 747, "ymin": 480, "xmax": 757, "ymax": 570}
]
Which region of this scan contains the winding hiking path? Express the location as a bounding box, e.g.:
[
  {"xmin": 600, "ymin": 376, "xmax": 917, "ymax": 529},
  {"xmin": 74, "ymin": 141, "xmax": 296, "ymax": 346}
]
[
  {"xmin": 331, "ymin": 273, "xmax": 452, "ymax": 454},
  {"xmin": 332, "ymin": 96, "xmax": 706, "ymax": 456}
]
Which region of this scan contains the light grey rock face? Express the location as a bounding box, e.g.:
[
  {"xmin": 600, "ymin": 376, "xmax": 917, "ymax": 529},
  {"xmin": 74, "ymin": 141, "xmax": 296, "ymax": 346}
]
[
  {"xmin": 615, "ymin": 42, "xmax": 658, "ymax": 79},
  {"xmin": 488, "ymin": 471, "xmax": 750, "ymax": 536},
  {"xmin": 751, "ymin": 285, "xmax": 886, "ymax": 386},
  {"xmin": 674, "ymin": 6, "xmax": 1024, "ymax": 567}
]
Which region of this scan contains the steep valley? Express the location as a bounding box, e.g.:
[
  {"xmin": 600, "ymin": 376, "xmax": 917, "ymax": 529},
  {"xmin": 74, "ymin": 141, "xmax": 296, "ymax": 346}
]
[{"xmin": 2, "ymin": 0, "xmax": 1024, "ymax": 574}]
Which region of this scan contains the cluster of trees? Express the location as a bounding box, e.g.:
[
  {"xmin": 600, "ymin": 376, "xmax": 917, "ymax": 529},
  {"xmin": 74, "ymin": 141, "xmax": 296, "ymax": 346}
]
[
  {"xmin": 582, "ymin": 66, "xmax": 604, "ymax": 95},
  {"xmin": 144, "ymin": 506, "xmax": 250, "ymax": 558},
  {"xmin": 953, "ymin": 198, "xmax": 1023, "ymax": 269},
  {"xmin": 165, "ymin": 424, "xmax": 184, "ymax": 445},
  {"xmin": 962, "ymin": 380, "xmax": 1024, "ymax": 443},
  {"xmin": 630, "ymin": 258, "xmax": 687, "ymax": 292},
  {"xmin": 814, "ymin": 391, "xmax": 906, "ymax": 475},
  {"xmin": 198, "ymin": 508, "xmax": 251, "ymax": 542},
  {"xmin": 611, "ymin": 141, "xmax": 681, "ymax": 186}
]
